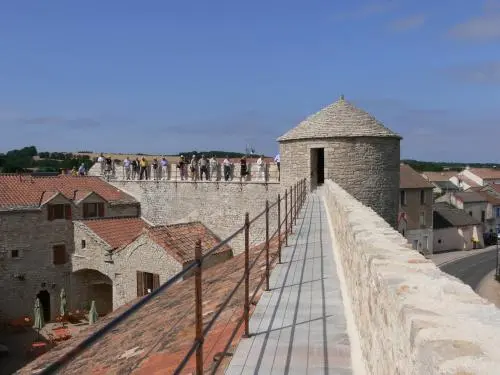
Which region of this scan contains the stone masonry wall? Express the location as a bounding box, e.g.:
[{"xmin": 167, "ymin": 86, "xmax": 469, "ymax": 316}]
[
  {"xmin": 280, "ymin": 137, "xmax": 400, "ymax": 228},
  {"xmin": 108, "ymin": 181, "xmax": 290, "ymax": 254},
  {"xmin": 323, "ymin": 180, "xmax": 500, "ymax": 375}
]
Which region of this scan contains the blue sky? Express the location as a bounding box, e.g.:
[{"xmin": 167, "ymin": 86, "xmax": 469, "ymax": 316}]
[{"xmin": 0, "ymin": 0, "xmax": 499, "ymax": 162}]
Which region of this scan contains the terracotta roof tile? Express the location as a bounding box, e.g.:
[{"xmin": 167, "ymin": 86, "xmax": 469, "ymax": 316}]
[
  {"xmin": 147, "ymin": 222, "xmax": 232, "ymax": 263},
  {"xmin": 400, "ymin": 164, "xmax": 434, "ymax": 189},
  {"xmin": 454, "ymin": 191, "xmax": 487, "ymax": 203},
  {"xmin": 476, "ymin": 190, "xmax": 500, "ymax": 205},
  {"xmin": 81, "ymin": 217, "xmax": 148, "ymax": 250},
  {"xmin": 19, "ymin": 237, "xmax": 283, "ymax": 375},
  {"xmin": 457, "ymin": 175, "xmax": 480, "ymax": 188},
  {"xmin": 467, "ymin": 168, "xmax": 500, "ymax": 180},
  {"xmin": 421, "ymin": 171, "xmax": 457, "ymax": 182},
  {"xmin": 0, "ymin": 175, "xmax": 136, "ymax": 209}
]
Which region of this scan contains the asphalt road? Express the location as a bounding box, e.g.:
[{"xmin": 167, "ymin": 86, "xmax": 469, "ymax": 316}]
[{"xmin": 440, "ymin": 247, "xmax": 498, "ymax": 291}]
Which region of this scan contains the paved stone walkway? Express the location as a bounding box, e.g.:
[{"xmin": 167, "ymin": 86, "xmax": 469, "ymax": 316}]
[{"xmin": 225, "ymin": 193, "xmax": 352, "ymax": 375}]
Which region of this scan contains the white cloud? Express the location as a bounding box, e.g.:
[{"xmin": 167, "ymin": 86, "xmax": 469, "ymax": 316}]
[
  {"xmin": 445, "ymin": 62, "xmax": 500, "ymax": 84},
  {"xmin": 448, "ymin": 13, "xmax": 500, "ymax": 40}
]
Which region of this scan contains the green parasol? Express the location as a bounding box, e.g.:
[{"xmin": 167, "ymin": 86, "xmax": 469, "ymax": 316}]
[
  {"xmin": 33, "ymin": 298, "xmax": 45, "ymax": 340},
  {"xmin": 88, "ymin": 300, "xmax": 98, "ymax": 325}
]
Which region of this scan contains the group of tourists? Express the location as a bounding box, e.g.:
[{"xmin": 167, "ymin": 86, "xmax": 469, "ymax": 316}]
[{"xmin": 96, "ymin": 152, "xmax": 281, "ymax": 182}]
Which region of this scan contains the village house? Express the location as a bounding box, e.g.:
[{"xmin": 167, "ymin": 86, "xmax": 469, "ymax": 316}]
[
  {"xmin": 420, "ymin": 171, "xmax": 459, "ymax": 196},
  {"xmin": 433, "ymin": 202, "xmax": 484, "ymax": 252},
  {"xmin": 398, "ymin": 164, "xmax": 434, "ymax": 254},
  {"xmin": 476, "ymin": 186, "xmax": 500, "ymax": 235},
  {"xmin": 436, "ymin": 191, "xmax": 488, "ymax": 232},
  {"xmin": 72, "ymin": 217, "xmax": 233, "ymax": 312},
  {"xmin": 0, "ymin": 175, "xmax": 139, "ymax": 322},
  {"xmin": 458, "ymin": 167, "xmax": 500, "ymax": 187}
]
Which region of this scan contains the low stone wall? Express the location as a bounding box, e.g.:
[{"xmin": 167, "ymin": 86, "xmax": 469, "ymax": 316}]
[
  {"xmin": 109, "ymin": 180, "xmax": 287, "ymax": 254},
  {"xmin": 322, "ymin": 180, "xmax": 500, "ymax": 375}
]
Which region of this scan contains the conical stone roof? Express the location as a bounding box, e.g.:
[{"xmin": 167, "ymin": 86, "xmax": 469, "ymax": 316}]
[{"xmin": 277, "ymin": 96, "xmax": 401, "ymax": 142}]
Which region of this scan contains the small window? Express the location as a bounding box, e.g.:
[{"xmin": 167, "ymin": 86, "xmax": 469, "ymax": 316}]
[
  {"xmin": 11, "ymin": 250, "xmax": 19, "ymax": 258},
  {"xmin": 419, "ymin": 212, "xmax": 425, "ymax": 227},
  {"xmin": 81, "ymin": 240, "xmax": 86, "ymax": 249},
  {"xmin": 53, "ymin": 245, "xmax": 67, "ymax": 265},
  {"xmin": 420, "ymin": 190, "xmax": 426, "ymax": 205},
  {"xmin": 481, "ymin": 210, "xmax": 485, "ymax": 223},
  {"xmin": 48, "ymin": 204, "xmax": 72, "ymax": 221},
  {"xmin": 83, "ymin": 203, "xmax": 105, "ymax": 218},
  {"xmin": 136, "ymin": 271, "xmax": 160, "ymax": 297},
  {"xmin": 400, "ymin": 190, "xmax": 407, "ymax": 206},
  {"xmin": 438, "ymin": 239, "xmax": 442, "ymax": 244},
  {"xmin": 469, "ymin": 211, "xmax": 473, "ymax": 216},
  {"xmin": 496, "ymin": 207, "xmax": 500, "ymax": 217}
]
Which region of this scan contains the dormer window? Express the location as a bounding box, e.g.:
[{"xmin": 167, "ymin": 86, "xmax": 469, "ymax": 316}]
[
  {"xmin": 83, "ymin": 202, "xmax": 105, "ymax": 218},
  {"xmin": 48, "ymin": 204, "xmax": 72, "ymax": 221}
]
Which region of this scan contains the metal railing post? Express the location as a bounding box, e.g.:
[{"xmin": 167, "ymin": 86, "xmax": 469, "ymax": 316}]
[
  {"xmin": 243, "ymin": 212, "xmax": 250, "ymax": 337},
  {"xmin": 265, "ymin": 200, "xmax": 270, "ymax": 291},
  {"xmin": 277, "ymin": 193, "xmax": 281, "ymax": 264},
  {"xmin": 294, "ymin": 184, "xmax": 297, "ymax": 225},
  {"xmin": 289, "ymin": 186, "xmax": 293, "ymax": 234},
  {"xmin": 285, "ymin": 190, "xmax": 288, "ymax": 247},
  {"xmin": 194, "ymin": 239, "xmax": 203, "ymax": 375}
]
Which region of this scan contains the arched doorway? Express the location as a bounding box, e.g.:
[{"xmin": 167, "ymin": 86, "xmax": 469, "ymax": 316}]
[
  {"xmin": 36, "ymin": 290, "xmax": 51, "ymax": 322},
  {"xmin": 72, "ymin": 269, "xmax": 113, "ymax": 315}
]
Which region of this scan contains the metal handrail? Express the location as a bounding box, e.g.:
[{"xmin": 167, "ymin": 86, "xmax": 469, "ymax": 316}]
[{"xmin": 40, "ymin": 178, "xmax": 308, "ymax": 375}]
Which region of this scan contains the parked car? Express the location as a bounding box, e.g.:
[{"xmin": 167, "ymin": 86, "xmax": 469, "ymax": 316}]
[{"xmin": 483, "ymin": 232, "xmax": 499, "ymax": 246}]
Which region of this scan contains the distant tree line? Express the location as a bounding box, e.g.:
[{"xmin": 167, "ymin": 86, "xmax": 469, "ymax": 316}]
[
  {"xmin": 403, "ymin": 159, "xmax": 500, "ymax": 172},
  {"xmin": 0, "ymin": 146, "xmax": 93, "ymax": 173}
]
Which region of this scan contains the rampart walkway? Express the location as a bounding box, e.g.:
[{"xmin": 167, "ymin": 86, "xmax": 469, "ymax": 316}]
[{"xmin": 225, "ymin": 193, "xmax": 353, "ymax": 375}]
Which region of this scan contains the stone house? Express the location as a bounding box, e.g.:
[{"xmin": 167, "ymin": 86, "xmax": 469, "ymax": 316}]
[
  {"xmin": 0, "ymin": 175, "xmax": 139, "ymax": 322},
  {"xmin": 277, "ymin": 95, "xmax": 401, "ymax": 228},
  {"xmin": 72, "ymin": 217, "xmax": 232, "ymax": 312},
  {"xmin": 398, "ymin": 164, "xmax": 434, "ymax": 254},
  {"xmin": 433, "ymin": 202, "xmax": 484, "ymax": 252},
  {"xmin": 476, "ymin": 188, "xmax": 500, "ymax": 235}
]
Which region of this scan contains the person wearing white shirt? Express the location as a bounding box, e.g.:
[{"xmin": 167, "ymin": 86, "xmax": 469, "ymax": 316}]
[
  {"xmin": 274, "ymin": 153, "xmax": 280, "ymax": 181},
  {"xmin": 123, "ymin": 157, "xmax": 131, "ymax": 180},
  {"xmin": 257, "ymin": 155, "xmax": 265, "ymax": 181},
  {"xmin": 97, "ymin": 153, "xmax": 105, "ymax": 175},
  {"xmin": 209, "ymin": 156, "xmax": 218, "ymax": 181},
  {"xmin": 160, "ymin": 157, "xmax": 169, "ymax": 180}
]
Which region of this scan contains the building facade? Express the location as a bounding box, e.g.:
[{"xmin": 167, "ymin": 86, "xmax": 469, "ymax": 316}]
[
  {"xmin": 277, "ymin": 95, "xmax": 401, "ymax": 228},
  {"xmin": 0, "ymin": 175, "xmax": 139, "ymax": 321},
  {"xmin": 398, "ymin": 164, "xmax": 434, "ymax": 254}
]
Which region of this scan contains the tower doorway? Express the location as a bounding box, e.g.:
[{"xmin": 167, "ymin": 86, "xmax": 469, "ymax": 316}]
[
  {"xmin": 310, "ymin": 148, "xmax": 325, "ymax": 190},
  {"xmin": 36, "ymin": 290, "xmax": 51, "ymax": 322}
]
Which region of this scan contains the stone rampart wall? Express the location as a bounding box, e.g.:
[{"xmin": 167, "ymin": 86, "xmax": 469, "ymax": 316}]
[
  {"xmin": 322, "ymin": 180, "xmax": 500, "ymax": 375},
  {"xmin": 109, "ymin": 181, "xmax": 292, "ymax": 254}
]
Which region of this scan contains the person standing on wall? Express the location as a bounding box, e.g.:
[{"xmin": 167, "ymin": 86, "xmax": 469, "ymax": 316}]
[
  {"xmin": 274, "ymin": 153, "xmax": 280, "ymax": 181},
  {"xmin": 223, "ymin": 156, "xmax": 231, "ymax": 181},
  {"xmin": 123, "ymin": 156, "xmax": 131, "ymax": 180},
  {"xmin": 161, "ymin": 157, "xmax": 169, "ymax": 180},
  {"xmin": 209, "ymin": 155, "xmax": 218, "ymax": 181},
  {"xmin": 240, "ymin": 155, "xmax": 248, "ymax": 182},
  {"xmin": 139, "ymin": 157, "xmax": 149, "ymax": 180},
  {"xmin": 199, "ymin": 154, "xmax": 209, "ymax": 181},
  {"xmin": 190, "ymin": 154, "xmax": 198, "ymax": 181}
]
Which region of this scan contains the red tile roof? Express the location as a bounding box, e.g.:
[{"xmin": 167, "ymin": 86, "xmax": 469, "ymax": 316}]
[
  {"xmin": 421, "ymin": 171, "xmax": 457, "ymax": 182},
  {"xmin": 0, "ymin": 175, "xmax": 136, "ymax": 209},
  {"xmin": 81, "ymin": 217, "xmax": 148, "ymax": 250},
  {"xmin": 400, "ymin": 164, "xmax": 434, "ymax": 189},
  {"xmin": 81, "ymin": 218, "xmax": 232, "ymax": 260},
  {"xmin": 19, "ymin": 237, "xmax": 282, "ymax": 375},
  {"xmin": 147, "ymin": 222, "xmax": 232, "ymax": 263},
  {"xmin": 457, "ymin": 175, "xmax": 480, "ymax": 188},
  {"xmin": 476, "ymin": 190, "xmax": 500, "ymax": 205},
  {"xmin": 467, "ymin": 168, "xmax": 500, "ymax": 180}
]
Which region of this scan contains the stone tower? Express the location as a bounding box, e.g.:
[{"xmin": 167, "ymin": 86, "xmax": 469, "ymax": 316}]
[{"xmin": 277, "ymin": 95, "xmax": 401, "ymax": 228}]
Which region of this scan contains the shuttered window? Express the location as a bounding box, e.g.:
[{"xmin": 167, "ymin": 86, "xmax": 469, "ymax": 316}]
[
  {"xmin": 48, "ymin": 204, "xmax": 71, "ymax": 220},
  {"xmin": 53, "ymin": 245, "xmax": 67, "ymax": 265},
  {"xmin": 83, "ymin": 203, "xmax": 105, "ymax": 218},
  {"xmin": 137, "ymin": 271, "xmax": 160, "ymax": 297}
]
